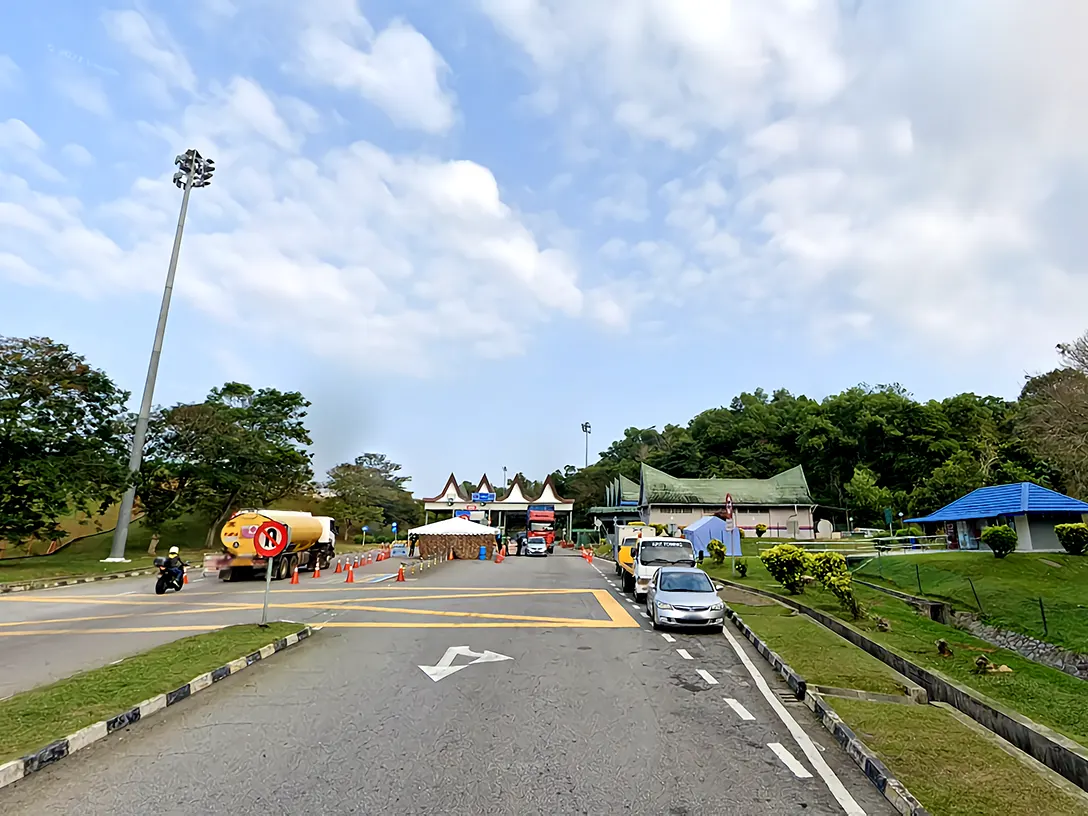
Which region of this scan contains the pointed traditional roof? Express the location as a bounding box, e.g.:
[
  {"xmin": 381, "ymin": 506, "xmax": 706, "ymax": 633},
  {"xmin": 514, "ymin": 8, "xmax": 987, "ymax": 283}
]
[
  {"xmin": 534, "ymin": 474, "xmax": 572, "ymax": 505},
  {"xmin": 639, "ymin": 463, "xmax": 813, "ymax": 505},
  {"xmin": 422, "ymin": 473, "xmax": 469, "ymax": 503},
  {"xmin": 498, "ymin": 474, "xmax": 532, "ymax": 504},
  {"xmin": 474, "ymin": 474, "xmax": 497, "ymax": 497}
]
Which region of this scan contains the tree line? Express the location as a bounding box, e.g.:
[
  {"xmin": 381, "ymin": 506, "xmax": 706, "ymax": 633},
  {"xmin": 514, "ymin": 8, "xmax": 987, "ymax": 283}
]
[
  {"xmin": 548, "ymin": 333, "xmax": 1088, "ymax": 529},
  {"xmin": 0, "ymin": 335, "xmax": 420, "ymax": 549}
]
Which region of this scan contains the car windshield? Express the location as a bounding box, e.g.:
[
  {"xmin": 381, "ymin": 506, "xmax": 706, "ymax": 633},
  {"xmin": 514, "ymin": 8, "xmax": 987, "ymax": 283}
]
[
  {"xmin": 659, "ymin": 572, "xmax": 714, "ymax": 593},
  {"xmin": 639, "ymin": 545, "xmax": 694, "ymax": 565},
  {"xmin": 528, "ymin": 537, "xmax": 545, "ymax": 544}
]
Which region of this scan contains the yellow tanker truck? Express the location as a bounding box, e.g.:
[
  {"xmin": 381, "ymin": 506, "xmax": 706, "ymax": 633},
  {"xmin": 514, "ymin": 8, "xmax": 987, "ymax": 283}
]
[{"xmin": 215, "ymin": 509, "xmax": 338, "ymax": 581}]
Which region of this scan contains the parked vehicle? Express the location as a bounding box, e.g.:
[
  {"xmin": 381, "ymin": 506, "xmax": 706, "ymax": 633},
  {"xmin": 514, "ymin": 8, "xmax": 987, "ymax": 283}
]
[
  {"xmin": 526, "ymin": 536, "xmax": 549, "ymax": 557},
  {"xmin": 213, "ymin": 510, "xmax": 338, "ymax": 582},
  {"xmin": 153, "ymin": 556, "xmax": 185, "ymax": 595},
  {"xmin": 618, "ymin": 536, "xmax": 696, "ymax": 603},
  {"xmin": 647, "ymin": 567, "xmax": 725, "ymax": 632}
]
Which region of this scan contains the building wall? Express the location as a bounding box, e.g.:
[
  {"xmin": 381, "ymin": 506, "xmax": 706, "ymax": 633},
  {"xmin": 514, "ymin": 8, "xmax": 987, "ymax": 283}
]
[{"xmin": 643, "ymin": 504, "xmax": 815, "ymax": 539}]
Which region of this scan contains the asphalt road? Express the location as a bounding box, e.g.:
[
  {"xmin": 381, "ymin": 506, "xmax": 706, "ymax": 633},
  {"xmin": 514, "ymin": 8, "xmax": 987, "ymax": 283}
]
[{"xmin": 2, "ymin": 549, "xmax": 894, "ymax": 815}]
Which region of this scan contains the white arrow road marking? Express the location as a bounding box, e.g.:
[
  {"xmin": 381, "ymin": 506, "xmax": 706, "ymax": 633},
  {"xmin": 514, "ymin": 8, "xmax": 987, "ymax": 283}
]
[{"xmin": 418, "ymin": 645, "xmax": 513, "ymax": 682}]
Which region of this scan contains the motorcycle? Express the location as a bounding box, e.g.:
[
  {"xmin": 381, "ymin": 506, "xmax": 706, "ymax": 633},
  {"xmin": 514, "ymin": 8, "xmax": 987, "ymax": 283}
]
[{"xmin": 153, "ymin": 556, "xmax": 185, "ymax": 595}]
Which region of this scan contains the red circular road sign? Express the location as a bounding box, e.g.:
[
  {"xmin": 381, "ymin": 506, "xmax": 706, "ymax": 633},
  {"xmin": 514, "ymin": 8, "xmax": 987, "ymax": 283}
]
[
  {"xmin": 253, "ymin": 520, "xmax": 289, "ymax": 558},
  {"xmin": 725, "ymin": 493, "xmax": 734, "ymax": 519}
]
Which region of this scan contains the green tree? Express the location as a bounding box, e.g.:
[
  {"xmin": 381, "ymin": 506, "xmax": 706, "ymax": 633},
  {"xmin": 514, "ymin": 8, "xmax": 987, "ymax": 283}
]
[
  {"xmin": 140, "ymin": 382, "xmax": 314, "ymax": 547},
  {"xmin": 0, "ymin": 336, "xmax": 129, "ymax": 547},
  {"xmin": 325, "ymin": 453, "xmax": 420, "ymax": 539}
]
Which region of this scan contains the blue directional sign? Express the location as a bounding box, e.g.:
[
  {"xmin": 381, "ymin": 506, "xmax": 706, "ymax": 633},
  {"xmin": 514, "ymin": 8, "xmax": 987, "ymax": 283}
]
[
  {"xmin": 472, "ymin": 492, "xmax": 497, "ymax": 503},
  {"xmin": 392, "ymin": 522, "xmax": 398, "ymax": 534},
  {"xmin": 362, "ymin": 525, "xmax": 369, "ymax": 533}
]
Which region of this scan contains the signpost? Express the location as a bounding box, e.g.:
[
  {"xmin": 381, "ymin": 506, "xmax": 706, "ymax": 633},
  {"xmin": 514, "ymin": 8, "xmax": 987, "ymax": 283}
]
[
  {"xmin": 392, "ymin": 521, "xmax": 398, "ymax": 542},
  {"xmin": 253, "ymin": 520, "xmax": 288, "ymax": 627},
  {"xmin": 361, "ymin": 525, "xmax": 369, "ymax": 548},
  {"xmin": 883, "ymin": 507, "xmax": 894, "ymax": 535}
]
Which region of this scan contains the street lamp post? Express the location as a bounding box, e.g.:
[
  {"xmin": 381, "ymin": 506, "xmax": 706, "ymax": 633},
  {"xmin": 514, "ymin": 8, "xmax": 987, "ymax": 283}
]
[
  {"xmin": 105, "ymin": 149, "xmax": 215, "ymax": 562},
  {"xmin": 581, "ymin": 422, "xmax": 591, "ymax": 469}
]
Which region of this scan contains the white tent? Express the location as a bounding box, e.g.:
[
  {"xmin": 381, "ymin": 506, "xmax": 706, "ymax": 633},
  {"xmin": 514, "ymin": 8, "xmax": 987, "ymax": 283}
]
[{"xmin": 409, "ymin": 516, "xmax": 499, "ymax": 536}]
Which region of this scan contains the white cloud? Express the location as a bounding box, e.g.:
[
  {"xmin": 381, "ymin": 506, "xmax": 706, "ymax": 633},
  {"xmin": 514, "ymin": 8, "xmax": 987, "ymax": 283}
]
[
  {"xmin": 1, "ymin": 77, "xmax": 602, "ymax": 374},
  {"xmin": 293, "ymin": 2, "xmax": 455, "ymax": 133},
  {"xmin": 479, "ymin": 0, "xmax": 1088, "ymax": 371},
  {"xmin": 60, "ymin": 143, "xmax": 95, "ymax": 166},
  {"xmin": 0, "ymin": 55, "xmax": 18, "ymax": 88},
  {"xmin": 0, "ymin": 120, "xmax": 63, "ymax": 182},
  {"xmin": 54, "ymin": 73, "xmax": 111, "ymax": 117},
  {"xmin": 103, "ymin": 9, "xmax": 197, "ymax": 93}
]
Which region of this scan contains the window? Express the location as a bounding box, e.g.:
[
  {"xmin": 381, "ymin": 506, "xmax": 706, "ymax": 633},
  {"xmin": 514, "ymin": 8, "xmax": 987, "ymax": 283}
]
[{"xmin": 659, "ymin": 572, "xmax": 714, "ymax": 592}]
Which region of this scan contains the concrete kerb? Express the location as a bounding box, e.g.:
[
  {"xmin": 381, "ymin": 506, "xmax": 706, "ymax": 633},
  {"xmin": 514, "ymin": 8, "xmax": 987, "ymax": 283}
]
[
  {"xmin": 724, "ymin": 606, "xmax": 932, "ymax": 816},
  {"xmin": 718, "ymin": 578, "xmax": 1088, "ymax": 793},
  {"xmin": 0, "ymin": 568, "xmax": 159, "ymax": 594},
  {"xmin": 0, "ymin": 626, "xmax": 314, "ymax": 792}
]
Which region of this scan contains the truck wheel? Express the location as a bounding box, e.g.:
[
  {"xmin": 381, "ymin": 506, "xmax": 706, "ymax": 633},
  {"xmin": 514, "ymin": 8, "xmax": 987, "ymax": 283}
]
[
  {"xmin": 219, "ymin": 568, "xmax": 232, "ymax": 582},
  {"xmin": 288, "ymin": 554, "xmax": 299, "ymax": 575},
  {"xmin": 273, "ymin": 557, "xmax": 287, "ymax": 580}
]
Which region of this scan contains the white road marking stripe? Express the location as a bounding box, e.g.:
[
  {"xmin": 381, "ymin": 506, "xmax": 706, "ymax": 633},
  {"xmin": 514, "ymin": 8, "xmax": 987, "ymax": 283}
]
[
  {"xmin": 770, "ymin": 742, "xmax": 813, "ymax": 778},
  {"xmin": 721, "ymin": 627, "xmax": 865, "ymax": 815},
  {"xmin": 725, "ymin": 697, "xmax": 756, "ymax": 721},
  {"xmin": 677, "ymin": 648, "xmax": 693, "ymax": 660},
  {"xmin": 696, "ymin": 669, "xmax": 718, "ymax": 685},
  {"xmin": 640, "ymin": 612, "xmax": 649, "ymax": 618},
  {"xmin": 661, "ymin": 633, "xmax": 676, "ymax": 643}
]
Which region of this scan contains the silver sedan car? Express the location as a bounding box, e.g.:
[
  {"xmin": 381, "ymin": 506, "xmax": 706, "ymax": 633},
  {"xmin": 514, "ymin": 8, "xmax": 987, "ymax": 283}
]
[{"xmin": 647, "ymin": 567, "xmax": 725, "ymax": 632}]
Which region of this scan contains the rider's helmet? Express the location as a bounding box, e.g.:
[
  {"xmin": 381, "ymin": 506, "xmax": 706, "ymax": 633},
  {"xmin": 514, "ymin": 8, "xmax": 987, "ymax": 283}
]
[{"xmin": 168, "ymin": 546, "xmax": 180, "ymax": 557}]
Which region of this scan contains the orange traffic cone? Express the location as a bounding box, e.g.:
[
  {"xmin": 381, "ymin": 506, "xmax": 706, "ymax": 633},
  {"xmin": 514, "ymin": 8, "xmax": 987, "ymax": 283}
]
[
  {"xmin": 396, "ymin": 564, "xmax": 405, "ymax": 582},
  {"xmin": 345, "ymin": 566, "xmax": 354, "ymax": 583},
  {"xmin": 313, "ymin": 563, "xmax": 321, "ymax": 578},
  {"xmin": 587, "ymin": 550, "xmax": 593, "ymax": 564},
  {"xmin": 183, "ymin": 568, "xmax": 189, "ymax": 584},
  {"xmin": 334, "ymin": 559, "xmax": 342, "ymax": 573},
  {"xmin": 353, "ymin": 556, "xmax": 360, "ymax": 568},
  {"xmin": 290, "ymin": 566, "xmax": 299, "ymax": 584},
  {"xmin": 496, "ymin": 549, "xmax": 505, "ymax": 564}
]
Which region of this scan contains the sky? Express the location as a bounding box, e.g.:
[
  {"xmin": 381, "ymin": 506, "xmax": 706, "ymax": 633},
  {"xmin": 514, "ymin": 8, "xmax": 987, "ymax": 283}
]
[{"xmin": 2, "ymin": 0, "xmax": 1087, "ymax": 498}]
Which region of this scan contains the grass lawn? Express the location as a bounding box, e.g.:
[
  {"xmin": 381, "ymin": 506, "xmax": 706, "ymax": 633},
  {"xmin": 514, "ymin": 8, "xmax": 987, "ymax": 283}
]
[
  {"xmin": 705, "ymin": 558, "xmax": 1088, "ymax": 747},
  {"xmin": 729, "ymin": 600, "xmax": 908, "ymax": 696},
  {"xmin": 0, "ymin": 514, "xmax": 211, "ymax": 586},
  {"xmin": 856, "ymin": 552, "xmax": 1088, "ymax": 654},
  {"xmin": 0, "ymin": 623, "xmax": 304, "ymax": 764},
  {"xmin": 833, "ymin": 699, "xmax": 1088, "ymax": 816}
]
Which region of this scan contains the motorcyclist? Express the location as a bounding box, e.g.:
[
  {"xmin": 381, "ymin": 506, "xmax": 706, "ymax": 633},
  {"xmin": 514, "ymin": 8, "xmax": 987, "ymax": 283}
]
[{"xmin": 163, "ymin": 546, "xmax": 188, "ymax": 586}]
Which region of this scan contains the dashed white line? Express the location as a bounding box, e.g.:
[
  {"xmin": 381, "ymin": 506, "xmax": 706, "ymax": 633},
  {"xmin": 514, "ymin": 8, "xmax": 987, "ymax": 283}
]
[
  {"xmin": 676, "ymin": 648, "xmax": 693, "ymax": 660},
  {"xmin": 640, "ymin": 612, "xmax": 650, "ymax": 618},
  {"xmin": 696, "ymin": 669, "xmax": 718, "ymax": 685},
  {"xmin": 660, "ymin": 633, "xmax": 676, "ymax": 643},
  {"xmin": 721, "ymin": 626, "xmax": 865, "ymax": 814},
  {"xmin": 725, "ymin": 697, "xmax": 756, "ymax": 721},
  {"xmin": 769, "ymin": 742, "xmax": 813, "ymax": 778}
]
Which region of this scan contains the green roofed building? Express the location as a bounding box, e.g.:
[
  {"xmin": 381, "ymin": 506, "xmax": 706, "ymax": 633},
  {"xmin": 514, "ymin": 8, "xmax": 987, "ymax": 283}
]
[{"xmin": 590, "ymin": 463, "xmax": 816, "ymax": 539}]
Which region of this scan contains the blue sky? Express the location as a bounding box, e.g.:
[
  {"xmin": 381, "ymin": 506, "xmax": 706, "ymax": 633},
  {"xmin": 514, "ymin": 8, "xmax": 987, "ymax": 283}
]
[{"xmin": 2, "ymin": 1, "xmax": 1087, "ymax": 498}]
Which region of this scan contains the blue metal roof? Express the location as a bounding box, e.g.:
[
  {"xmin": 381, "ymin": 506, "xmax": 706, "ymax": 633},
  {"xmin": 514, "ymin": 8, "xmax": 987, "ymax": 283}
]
[{"xmin": 906, "ymin": 482, "xmax": 1088, "ymax": 524}]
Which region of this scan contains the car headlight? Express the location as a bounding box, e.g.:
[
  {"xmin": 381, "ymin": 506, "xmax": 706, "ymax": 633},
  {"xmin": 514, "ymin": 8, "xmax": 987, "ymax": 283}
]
[
  {"xmin": 709, "ymin": 602, "xmax": 724, "ymax": 611},
  {"xmin": 655, "ymin": 601, "xmax": 673, "ymax": 609}
]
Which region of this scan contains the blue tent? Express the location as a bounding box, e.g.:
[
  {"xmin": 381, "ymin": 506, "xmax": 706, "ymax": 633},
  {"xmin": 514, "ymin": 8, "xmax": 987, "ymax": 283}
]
[{"xmin": 684, "ymin": 515, "xmax": 742, "ymax": 557}]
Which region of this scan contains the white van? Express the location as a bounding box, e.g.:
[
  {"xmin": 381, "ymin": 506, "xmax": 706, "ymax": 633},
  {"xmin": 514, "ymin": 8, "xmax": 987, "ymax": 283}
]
[{"xmin": 620, "ymin": 536, "xmax": 697, "ymax": 603}]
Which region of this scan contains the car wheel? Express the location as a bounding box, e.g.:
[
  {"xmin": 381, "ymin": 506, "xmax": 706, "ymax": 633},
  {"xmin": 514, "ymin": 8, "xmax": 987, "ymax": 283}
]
[{"xmin": 650, "ymin": 605, "xmax": 662, "ymax": 630}]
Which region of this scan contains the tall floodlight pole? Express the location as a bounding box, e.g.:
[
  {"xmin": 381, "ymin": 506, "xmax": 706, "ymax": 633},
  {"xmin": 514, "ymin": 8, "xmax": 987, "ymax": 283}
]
[
  {"xmin": 105, "ymin": 149, "xmax": 215, "ymax": 561},
  {"xmin": 581, "ymin": 422, "xmax": 592, "ymax": 469}
]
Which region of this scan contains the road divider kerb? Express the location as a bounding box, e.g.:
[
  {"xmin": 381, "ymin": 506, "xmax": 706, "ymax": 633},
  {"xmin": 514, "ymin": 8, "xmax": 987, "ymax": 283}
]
[
  {"xmin": 0, "ymin": 625, "xmax": 314, "ymax": 793},
  {"xmin": 0, "ymin": 569, "xmax": 160, "ymax": 595},
  {"xmin": 723, "ymin": 603, "xmax": 931, "ymax": 816}
]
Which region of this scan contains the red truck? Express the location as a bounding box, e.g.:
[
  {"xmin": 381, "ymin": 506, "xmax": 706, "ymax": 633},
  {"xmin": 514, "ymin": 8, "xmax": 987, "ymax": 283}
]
[{"xmin": 527, "ymin": 505, "xmax": 556, "ymax": 551}]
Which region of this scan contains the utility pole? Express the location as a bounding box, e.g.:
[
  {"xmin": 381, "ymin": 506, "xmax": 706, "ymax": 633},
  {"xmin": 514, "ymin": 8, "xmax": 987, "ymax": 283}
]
[
  {"xmin": 581, "ymin": 422, "xmax": 592, "ymax": 469},
  {"xmin": 105, "ymin": 149, "xmax": 215, "ymax": 561}
]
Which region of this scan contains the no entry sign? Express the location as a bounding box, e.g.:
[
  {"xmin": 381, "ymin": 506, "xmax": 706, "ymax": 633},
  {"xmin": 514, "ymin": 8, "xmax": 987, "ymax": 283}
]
[{"xmin": 253, "ymin": 520, "xmax": 289, "ymax": 558}]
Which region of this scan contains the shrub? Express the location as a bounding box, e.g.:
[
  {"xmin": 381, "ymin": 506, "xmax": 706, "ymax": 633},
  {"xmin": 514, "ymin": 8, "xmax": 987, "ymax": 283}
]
[
  {"xmin": 981, "ymin": 524, "xmax": 1018, "ymax": 558},
  {"xmin": 653, "ymin": 523, "xmax": 669, "ymax": 536},
  {"xmin": 760, "ymin": 544, "xmax": 811, "ymax": 594},
  {"xmin": 707, "ymin": 538, "xmax": 726, "ymax": 566},
  {"xmin": 738, "ymin": 527, "xmax": 746, "ymax": 538},
  {"xmin": 755, "ymin": 523, "xmax": 768, "ymax": 538},
  {"xmin": 809, "ymin": 551, "xmax": 848, "ymax": 584},
  {"xmin": 1054, "ymin": 523, "xmax": 1088, "ymax": 555},
  {"xmin": 893, "ymin": 525, "xmax": 923, "ymax": 538},
  {"xmin": 823, "ymin": 570, "xmax": 861, "ymax": 619},
  {"xmin": 735, "ymin": 558, "xmax": 748, "ymax": 578},
  {"xmin": 353, "ymin": 534, "xmax": 364, "ymax": 545}
]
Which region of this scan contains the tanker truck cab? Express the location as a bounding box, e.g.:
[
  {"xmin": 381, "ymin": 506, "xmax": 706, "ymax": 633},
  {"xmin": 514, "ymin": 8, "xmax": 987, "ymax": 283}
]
[{"xmin": 621, "ymin": 537, "xmax": 696, "ymax": 603}]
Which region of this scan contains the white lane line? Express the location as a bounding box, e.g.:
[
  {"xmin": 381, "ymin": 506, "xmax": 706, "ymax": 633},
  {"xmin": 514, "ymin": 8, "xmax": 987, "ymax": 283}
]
[
  {"xmin": 770, "ymin": 742, "xmax": 813, "ymax": 778},
  {"xmin": 725, "ymin": 697, "xmax": 756, "ymax": 721},
  {"xmin": 640, "ymin": 612, "xmax": 650, "ymax": 618},
  {"xmin": 661, "ymin": 633, "xmax": 676, "ymax": 643},
  {"xmin": 721, "ymin": 626, "xmax": 865, "ymax": 815},
  {"xmin": 696, "ymin": 669, "xmax": 719, "ymax": 685},
  {"xmin": 676, "ymin": 648, "xmax": 693, "ymax": 660}
]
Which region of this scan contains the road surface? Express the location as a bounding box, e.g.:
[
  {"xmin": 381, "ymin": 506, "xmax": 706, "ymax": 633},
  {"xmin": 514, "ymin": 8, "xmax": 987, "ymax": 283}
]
[{"xmin": 2, "ymin": 548, "xmax": 893, "ymax": 815}]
